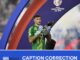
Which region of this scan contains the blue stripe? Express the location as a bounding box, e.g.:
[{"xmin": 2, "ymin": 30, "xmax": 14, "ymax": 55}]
[
  {"xmin": 0, "ymin": 0, "xmax": 29, "ymax": 49},
  {"xmin": 0, "ymin": 51, "xmax": 80, "ymax": 60}
]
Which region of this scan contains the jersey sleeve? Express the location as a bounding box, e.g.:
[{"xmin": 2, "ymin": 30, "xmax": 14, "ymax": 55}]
[{"xmin": 28, "ymin": 27, "xmax": 34, "ymax": 37}]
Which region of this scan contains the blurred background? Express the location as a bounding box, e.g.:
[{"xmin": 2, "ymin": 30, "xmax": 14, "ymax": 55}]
[
  {"xmin": 51, "ymin": 4, "xmax": 80, "ymax": 50},
  {"xmin": 0, "ymin": 0, "xmax": 19, "ymax": 39}
]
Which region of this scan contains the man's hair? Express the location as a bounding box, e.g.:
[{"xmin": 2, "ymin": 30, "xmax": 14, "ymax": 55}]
[
  {"xmin": 33, "ymin": 15, "xmax": 41, "ymax": 19},
  {"xmin": 47, "ymin": 21, "xmax": 55, "ymax": 27}
]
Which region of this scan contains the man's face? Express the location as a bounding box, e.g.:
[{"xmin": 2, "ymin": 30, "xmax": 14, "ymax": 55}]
[{"xmin": 34, "ymin": 17, "xmax": 41, "ymax": 25}]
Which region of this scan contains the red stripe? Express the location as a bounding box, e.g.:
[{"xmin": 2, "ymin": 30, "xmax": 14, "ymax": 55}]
[{"xmin": 8, "ymin": 0, "xmax": 47, "ymax": 49}]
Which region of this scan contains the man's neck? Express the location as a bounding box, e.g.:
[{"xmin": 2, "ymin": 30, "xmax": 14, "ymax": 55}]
[{"xmin": 34, "ymin": 24, "xmax": 39, "ymax": 27}]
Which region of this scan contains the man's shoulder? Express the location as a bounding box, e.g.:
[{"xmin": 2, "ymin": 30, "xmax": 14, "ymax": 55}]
[
  {"xmin": 29, "ymin": 25, "xmax": 35, "ymax": 31},
  {"xmin": 29, "ymin": 26, "xmax": 33, "ymax": 30}
]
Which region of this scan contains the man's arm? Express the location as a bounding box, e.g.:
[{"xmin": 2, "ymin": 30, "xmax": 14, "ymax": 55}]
[
  {"xmin": 29, "ymin": 33, "xmax": 42, "ymax": 43},
  {"xmin": 29, "ymin": 36, "xmax": 36, "ymax": 43},
  {"xmin": 28, "ymin": 29, "xmax": 42, "ymax": 43},
  {"xmin": 28, "ymin": 25, "xmax": 43, "ymax": 43},
  {"xmin": 45, "ymin": 33, "xmax": 56, "ymax": 49},
  {"xmin": 28, "ymin": 27, "xmax": 35, "ymax": 43}
]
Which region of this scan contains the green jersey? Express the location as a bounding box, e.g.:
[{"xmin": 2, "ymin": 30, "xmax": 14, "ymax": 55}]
[{"xmin": 28, "ymin": 25, "xmax": 45, "ymax": 50}]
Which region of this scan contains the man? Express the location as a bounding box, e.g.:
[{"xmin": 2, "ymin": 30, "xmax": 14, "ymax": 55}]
[
  {"xmin": 44, "ymin": 22, "xmax": 56, "ymax": 49},
  {"xmin": 28, "ymin": 15, "xmax": 45, "ymax": 50}
]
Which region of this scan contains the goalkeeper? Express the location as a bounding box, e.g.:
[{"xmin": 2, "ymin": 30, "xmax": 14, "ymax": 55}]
[
  {"xmin": 28, "ymin": 15, "xmax": 56, "ymax": 50},
  {"xmin": 28, "ymin": 15, "xmax": 45, "ymax": 50}
]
